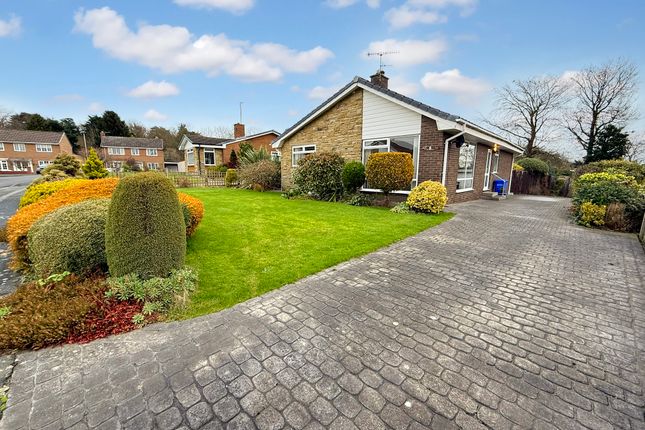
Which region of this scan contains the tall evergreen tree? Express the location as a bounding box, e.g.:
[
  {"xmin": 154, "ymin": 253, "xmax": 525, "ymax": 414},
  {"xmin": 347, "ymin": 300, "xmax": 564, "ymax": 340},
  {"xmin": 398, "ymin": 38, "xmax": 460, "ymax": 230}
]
[{"xmin": 586, "ymin": 125, "xmax": 630, "ymax": 163}]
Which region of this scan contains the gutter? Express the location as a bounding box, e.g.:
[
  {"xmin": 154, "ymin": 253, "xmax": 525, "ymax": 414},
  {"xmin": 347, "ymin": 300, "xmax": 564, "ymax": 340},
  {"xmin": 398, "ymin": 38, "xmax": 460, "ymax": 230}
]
[{"xmin": 441, "ymin": 122, "xmax": 467, "ymax": 186}]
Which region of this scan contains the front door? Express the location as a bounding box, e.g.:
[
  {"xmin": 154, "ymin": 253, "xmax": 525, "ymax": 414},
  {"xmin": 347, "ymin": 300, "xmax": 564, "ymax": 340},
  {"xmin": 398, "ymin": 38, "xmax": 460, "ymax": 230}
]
[{"xmin": 483, "ymin": 149, "xmax": 492, "ymax": 190}]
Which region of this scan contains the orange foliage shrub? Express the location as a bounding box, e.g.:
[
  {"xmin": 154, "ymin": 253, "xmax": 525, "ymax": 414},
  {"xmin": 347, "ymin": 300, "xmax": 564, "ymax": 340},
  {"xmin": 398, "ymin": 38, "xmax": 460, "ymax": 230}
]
[
  {"xmin": 6, "ymin": 178, "xmax": 119, "ymax": 269},
  {"xmin": 178, "ymin": 193, "xmax": 205, "ymax": 237},
  {"xmin": 365, "ymin": 152, "xmax": 414, "ymax": 194}
]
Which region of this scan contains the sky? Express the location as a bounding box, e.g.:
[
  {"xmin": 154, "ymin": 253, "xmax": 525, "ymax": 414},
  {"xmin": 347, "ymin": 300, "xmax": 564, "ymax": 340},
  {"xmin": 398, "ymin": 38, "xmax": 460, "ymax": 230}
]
[{"xmin": 0, "ymin": 0, "xmax": 644, "ymax": 156}]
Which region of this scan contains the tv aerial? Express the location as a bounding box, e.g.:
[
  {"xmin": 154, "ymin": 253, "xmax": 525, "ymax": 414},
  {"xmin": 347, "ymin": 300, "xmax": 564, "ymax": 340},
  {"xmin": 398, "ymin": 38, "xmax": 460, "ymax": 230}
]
[{"xmin": 367, "ymin": 51, "xmax": 399, "ymax": 72}]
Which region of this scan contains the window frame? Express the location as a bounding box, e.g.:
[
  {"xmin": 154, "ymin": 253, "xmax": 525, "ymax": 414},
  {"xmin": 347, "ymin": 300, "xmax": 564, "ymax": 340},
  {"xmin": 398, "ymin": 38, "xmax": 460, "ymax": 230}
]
[
  {"xmin": 186, "ymin": 149, "xmax": 195, "ymax": 166},
  {"xmin": 456, "ymin": 143, "xmax": 477, "ymax": 193},
  {"xmin": 0, "ymin": 143, "xmax": 4, "ymax": 151},
  {"xmin": 492, "ymin": 152, "xmax": 500, "ymax": 174},
  {"xmin": 0, "ymin": 159, "xmax": 8, "ymax": 171},
  {"xmin": 361, "ymin": 135, "xmax": 420, "ymax": 190},
  {"xmin": 147, "ymin": 162, "xmax": 160, "ymax": 170},
  {"xmin": 38, "ymin": 160, "xmax": 52, "ymax": 168},
  {"xmin": 131, "ymin": 148, "xmax": 140, "ymax": 156},
  {"xmin": 146, "ymin": 148, "xmax": 158, "ymax": 156},
  {"xmin": 204, "ymin": 149, "xmax": 217, "ymax": 166},
  {"xmin": 35, "ymin": 144, "xmax": 53, "ymax": 153},
  {"xmin": 108, "ymin": 147, "xmax": 125, "ymax": 156},
  {"xmin": 13, "ymin": 143, "xmax": 26, "ymax": 152},
  {"xmin": 291, "ymin": 145, "xmax": 316, "ymax": 167}
]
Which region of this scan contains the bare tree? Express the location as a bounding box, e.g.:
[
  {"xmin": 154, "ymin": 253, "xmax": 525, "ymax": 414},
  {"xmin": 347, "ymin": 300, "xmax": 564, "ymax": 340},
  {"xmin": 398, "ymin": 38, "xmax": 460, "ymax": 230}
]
[
  {"xmin": 565, "ymin": 59, "xmax": 639, "ymax": 162},
  {"xmin": 485, "ymin": 76, "xmax": 568, "ymax": 157},
  {"xmin": 127, "ymin": 121, "xmax": 148, "ymax": 138},
  {"xmin": 200, "ymin": 125, "xmax": 233, "ymax": 139},
  {"xmin": 0, "ymin": 108, "xmax": 12, "ymax": 129},
  {"xmin": 626, "ymin": 131, "xmax": 645, "ymax": 162}
]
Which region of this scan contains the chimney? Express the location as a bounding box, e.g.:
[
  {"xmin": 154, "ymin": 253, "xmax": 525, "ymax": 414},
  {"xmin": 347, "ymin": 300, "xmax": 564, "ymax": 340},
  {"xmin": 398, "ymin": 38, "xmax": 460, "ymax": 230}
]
[
  {"xmin": 370, "ymin": 70, "xmax": 389, "ymax": 89},
  {"xmin": 234, "ymin": 123, "xmax": 245, "ymax": 138}
]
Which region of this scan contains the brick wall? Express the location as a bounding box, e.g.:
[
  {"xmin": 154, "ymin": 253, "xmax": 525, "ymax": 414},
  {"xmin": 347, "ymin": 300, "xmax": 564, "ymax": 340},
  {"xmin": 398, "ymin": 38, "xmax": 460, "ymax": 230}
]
[
  {"xmin": 280, "ymin": 89, "xmax": 363, "ymax": 189},
  {"xmin": 418, "ymin": 116, "xmax": 447, "ymax": 183},
  {"xmin": 223, "ymin": 134, "xmax": 276, "ymax": 165}
]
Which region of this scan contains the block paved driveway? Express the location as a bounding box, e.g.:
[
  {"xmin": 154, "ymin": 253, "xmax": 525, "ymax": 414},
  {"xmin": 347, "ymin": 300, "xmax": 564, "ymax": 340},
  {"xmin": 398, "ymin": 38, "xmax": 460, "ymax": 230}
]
[{"xmin": 2, "ymin": 196, "xmax": 645, "ymax": 430}]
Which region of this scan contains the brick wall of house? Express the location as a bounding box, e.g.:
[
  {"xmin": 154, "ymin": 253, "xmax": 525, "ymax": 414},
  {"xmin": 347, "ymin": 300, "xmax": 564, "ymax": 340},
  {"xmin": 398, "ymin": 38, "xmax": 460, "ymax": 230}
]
[
  {"xmin": 223, "ymin": 134, "xmax": 276, "ymax": 165},
  {"xmin": 280, "ymin": 88, "xmax": 363, "ymax": 189},
  {"xmin": 101, "ymin": 147, "xmax": 165, "ymax": 169},
  {"xmin": 418, "ymin": 116, "xmax": 448, "ymax": 184},
  {"xmin": 185, "ymin": 148, "xmax": 223, "ymax": 173},
  {"xmin": 0, "ymin": 139, "xmax": 73, "ymax": 173}
]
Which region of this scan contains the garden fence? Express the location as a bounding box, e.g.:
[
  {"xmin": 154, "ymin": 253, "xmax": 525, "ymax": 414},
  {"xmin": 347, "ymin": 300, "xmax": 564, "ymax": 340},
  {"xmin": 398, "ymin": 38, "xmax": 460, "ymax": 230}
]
[
  {"xmin": 112, "ymin": 170, "xmax": 238, "ymax": 187},
  {"xmin": 511, "ymin": 171, "xmax": 571, "ymax": 197}
]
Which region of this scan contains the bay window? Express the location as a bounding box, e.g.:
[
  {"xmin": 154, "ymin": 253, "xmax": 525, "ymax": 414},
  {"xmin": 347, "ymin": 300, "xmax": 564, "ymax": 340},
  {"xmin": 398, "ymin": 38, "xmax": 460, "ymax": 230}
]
[{"xmin": 457, "ymin": 143, "xmax": 476, "ymax": 191}]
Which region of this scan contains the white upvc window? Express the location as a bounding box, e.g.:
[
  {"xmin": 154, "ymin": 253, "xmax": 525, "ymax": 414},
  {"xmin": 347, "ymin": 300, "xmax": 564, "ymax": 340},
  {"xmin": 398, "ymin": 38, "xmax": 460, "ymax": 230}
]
[
  {"xmin": 131, "ymin": 148, "xmax": 140, "ymax": 156},
  {"xmin": 204, "ymin": 149, "xmax": 216, "ymax": 166},
  {"xmin": 0, "ymin": 160, "xmax": 8, "ymax": 171},
  {"xmin": 111, "ymin": 161, "xmax": 122, "ymax": 169},
  {"xmin": 492, "ymin": 152, "xmax": 500, "ymax": 173},
  {"xmin": 147, "ymin": 162, "xmax": 159, "ymax": 170},
  {"xmin": 457, "ymin": 143, "xmax": 476, "ymax": 192},
  {"xmin": 146, "ymin": 148, "xmax": 158, "ymax": 156},
  {"xmin": 271, "ymin": 151, "xmax": 281, "ymax": 162},
  {"xmin": 13, "ymin": 143, "xmax": 26, "ymax": 152},
  {"xmin": 292, "ymin": 145, "xmax": 316, "ymax": 167},
  {"xmin": 362, "ymin": 135, "xmax": 420, "ymax": 189},
  {"xmin": 13, "ymin": 160, "xmax": 30, "ymax": 171},
  {"xmin": 108, "ymin": 147, "xmax": 125, "ymax": 155},
  {"xmin": 38, "ymin": 160, "xmax": 52, "ymax": 168},
  {"xmin": 0, "ymin": 143, "xmax": 4, "ymax": 151},
  {"xmin": 186, "ymin": 149, "xmax": 195, "ymax": 166},
  {"xmin": 36, "ymin": 144, "xmax": 53, "ymax": 152}
]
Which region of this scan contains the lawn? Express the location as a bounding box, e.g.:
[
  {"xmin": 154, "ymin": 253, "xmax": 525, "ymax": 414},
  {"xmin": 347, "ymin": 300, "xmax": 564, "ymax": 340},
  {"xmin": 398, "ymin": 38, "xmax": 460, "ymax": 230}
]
[{"xmin": 177, "ymin": 188, "xmax": 453, "ymax": 319}]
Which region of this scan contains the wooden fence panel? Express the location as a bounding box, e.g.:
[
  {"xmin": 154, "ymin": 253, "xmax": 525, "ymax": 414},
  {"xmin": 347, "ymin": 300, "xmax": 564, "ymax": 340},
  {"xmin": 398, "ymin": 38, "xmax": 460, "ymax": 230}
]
[
  {"xmin": 112, "ymin": 170, "xmax": 237, "ymax": 188},
  {"xmin": 511, "ymin": 171, "xmax": 571, "ymax": 197}
]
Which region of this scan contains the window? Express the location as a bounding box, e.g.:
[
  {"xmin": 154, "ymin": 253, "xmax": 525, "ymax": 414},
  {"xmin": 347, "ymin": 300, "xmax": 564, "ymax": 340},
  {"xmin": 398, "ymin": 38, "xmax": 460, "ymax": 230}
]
[
  {"xmin": 0, "ymin": 160, "xmax": 8, "ymax": 171},
  {"xmin": 13, "ymin": 143, "xmax": 26, "ymax": 152},
  {"xmin": 271, "ymin": 151, "xmax": 281, "ymax": 162},
  {"xmin": 457, "ymin": 144, "xmax": 476, "ymax": 191},
  {"xmin": 108, "ymin": 147, "xmax": 125, "ymax": 155},
  {"xmin": 492, "ymin": 152, "xmax": 500, "ymax": 173},
  {"xmin": 38, "ymin": 160, "xmax": 52, "ymax": 168},
  {"xmin": 147, "ymin": 162, "xmax": 159, "ymax": 170},
  {"xmin": 362, "ymin": 135, "xmax": 420, "ymax": 189},
  {"xmin": 186, "ymin": 149, "xmax": 195, "ymax": 166},
  {"xmin": 13, "ymin": 160, "xmax": 30, "ymax": 171},
  {"xmin": 146, "ymin": 148, "xmax": 158, "ymax": 156},
  {"xmin": 111, "ymin": 161, "xmax": 122, "ymax": 169},
  {"xmin": 36, "ymin": 144, "xmax": 53, "ymax": 152},
  {"xmin": 292, "ymin": 145, "xmax": 316, "ymax": 167},
  {"xmin": 204, "ymin": 149, "xmax": 216, "ymax": 166},
  {"xmin": 0, "ymin": 143, "xmax": 4, "ymax": 151},
  {"xmin": 131, "ymin": 148, "xmax": 140, "ymax": 156}
]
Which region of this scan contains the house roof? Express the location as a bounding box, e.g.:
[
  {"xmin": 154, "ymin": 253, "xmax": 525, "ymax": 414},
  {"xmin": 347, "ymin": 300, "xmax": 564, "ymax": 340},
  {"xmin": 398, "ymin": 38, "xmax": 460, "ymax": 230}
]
[
  {"xmin": 185, "ymin": 134, "xmax": 231, "ymax": 146},
  {"xmin": 274, "ymin": 76, "xmax": 523, "ymax": 154},
  {"xmin": 0, "ymin": 129, "xmax": 64, "ymax": 144},
  {"xmin": 100, "ymin": 135, "xmax": 164, "ymax": 149},
  {"xmin": 223, "ymin": 130, "xmax": 281, "ymax": 146}
]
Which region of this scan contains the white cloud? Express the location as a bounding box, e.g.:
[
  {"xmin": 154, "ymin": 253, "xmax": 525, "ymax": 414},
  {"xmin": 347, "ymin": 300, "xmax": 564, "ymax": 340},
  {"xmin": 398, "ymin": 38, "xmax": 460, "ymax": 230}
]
[
  {"xmin": 420, "ymin": 69, "xmax": 491, "ymax": 104},
  {"xmin": 559, "ymin": 70, "xmax": 579, "ymax": 84},
  {"xmin": 408, "ymin": 0, "xmax": 477, "ymax": 15},
  {"xmin": 128, "ymin": 81, "xmax": 180, "ymax": 98},
  {"xmin": 325, "ymin": 0, "xmax": 380, "ymax": 8},
  {"xmin": 389, "ymin": 76, "xmax": 419, "ymax": 96},
  {"xmin": 173, "ymin": 0, "xmax": 254, "ymax": 14},
  {"xmin": 385, "ymin": 6, "xmax": 446, "ymax": 29},
  {"xmin": 88, "ymin": 102, "xmax": 104, "ymax": 113},
  {"xmin": 73, "ymin": 7, "xmax": 333, "ymax": 82},
  {"xmin": 144, "ymin": 109, "xmax": 169, "ymax": 122},
  {"xmin": 0, "ymin": 15, "xmax": 21, "ymax": 37},
  {"xmin": 363, "ymin": 38, "xmax": 447, "ymax": 67},
  {"xmin": 308, "ymin": 85, "xmax": 341, "ymax": 100}
]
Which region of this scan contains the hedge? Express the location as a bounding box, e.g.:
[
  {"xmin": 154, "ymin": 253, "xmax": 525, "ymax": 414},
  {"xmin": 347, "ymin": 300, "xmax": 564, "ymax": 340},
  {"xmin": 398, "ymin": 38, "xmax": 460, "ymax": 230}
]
[
  {"xmin": 516, "ymin": 158, "xmax": 549, "ymax": 175},
  {"xmin": 178, "ymin": 193, "xmax": 205, "ymax": 237},
  {"xmin": 574, "ymin": 160, "xmax": 645, "ymax": 183},
  {"xmin": 293, "ymin": 151, "xmax": 345, "ymax": 200},
  {"xmin": 342, "ymin": 161, "xmax": 366, "ymax": 193},
  {"xmin": 19, "ymin": 178, "xmax": 81, "ymax": 208},
  {"xmin": 105, "ymin": 172, "xmax": 186, "ymax": 279}
]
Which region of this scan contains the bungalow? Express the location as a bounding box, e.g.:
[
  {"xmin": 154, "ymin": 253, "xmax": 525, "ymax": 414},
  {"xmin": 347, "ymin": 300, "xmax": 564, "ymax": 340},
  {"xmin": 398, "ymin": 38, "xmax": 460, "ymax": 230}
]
[
  {"xmin": 0, "ymin": 129, "xmax": 74, "ymax": 174},
  {"xmin": 179, "ymin": 123, "xmax": 280, "ymax": 174},
  {"xmin": 273, "ymin": 71, "xmax": 523, "ymax": 203},
  {"xmin": 100, "ymin": 133, "xmax": 164, "ymax": 171}
]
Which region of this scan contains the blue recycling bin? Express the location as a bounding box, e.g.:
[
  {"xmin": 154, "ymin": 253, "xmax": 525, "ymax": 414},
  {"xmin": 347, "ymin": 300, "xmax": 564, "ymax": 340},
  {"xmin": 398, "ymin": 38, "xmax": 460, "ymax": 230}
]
[{"xmin": 493, "ymin": 179, "xmax": 507, "ymax": 194}]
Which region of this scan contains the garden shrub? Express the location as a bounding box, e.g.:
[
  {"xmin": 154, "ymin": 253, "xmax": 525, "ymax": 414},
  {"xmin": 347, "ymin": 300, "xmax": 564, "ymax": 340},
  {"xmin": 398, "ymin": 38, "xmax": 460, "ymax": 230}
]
[
  {"xmin": 238, "ymin": 160, "xmax": 280, "ymax": 191},
  {"xmin": 365, "ymin": 152, "xmax": 414, "ymax": 202},
  {"xmin": 19, "ymin": 178, "xmax": 80, "ymax": 208},
  {"xmin": 6, "ymin": 178, "xmax": 118, "ymax": 269},
  {"xmin": 0, "ymin": 274, "xmax": 106, "ymax": 350},
  {"xmin": 28, "ymin": 199, "xmax": 110, "ymax": 278},
  {"xmin": 576, "ymin": 202, "xmax": 606, "ymax": 227},
  {"xmin": 42, "ymin": 153, "xmax": 83, "ymax": 177},
  {"xmin": 82, "ymin": 148, "xmax": 109, "ymax": 179},
  {"xmin": 390, "ymin": 202, "xmax": 412, "ymax": 214},
  {"xmin": 342, "ymin": 161, "xmax": 366, "ymax": 193},
  {"xmin": 293, "ymin": 151, "xmax": 345, "ymax": 201},
  {"xmin": 516, "ymin": 158, "xmax": 549, "ymax": 175},
  {"xmin": 345, "ymin": 193, "xmax": 373, "ymax": 207},
  {"xmin": 178, "ymin": 193, "xmax": 205, "ymax": 237},
  {"xmin": 106, "ymin": 267, "xmax": 198, "ymax": 322},
  {"xmin": 406, "ymin": 181, "xmax": 448, "ymax": 214},
  {"xmin": 225, "ymin": 168, "xmax": 238, "ymax": 187},
  {"xmin": 574, "ymin": 160, "xmax": 645, "ymax": 183},
  {"xmin": 105, "ymin": 172, "xmax": 186, "ymax": 279}
]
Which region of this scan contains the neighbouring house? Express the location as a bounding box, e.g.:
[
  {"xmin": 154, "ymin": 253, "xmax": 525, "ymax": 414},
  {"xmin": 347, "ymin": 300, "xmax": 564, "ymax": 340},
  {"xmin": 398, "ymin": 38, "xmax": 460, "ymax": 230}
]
[
  {"xmin": 0, "ymin": 129, "xmax": 75, "ymax": 174},
  {"xmin": 100, "ymin": 133, "xmax": 164, "ymax": 171},
  {"xmin": 273, "ymin": 71, "xmax": 524, "ymax": 204},
  {"xmin": 178, "ymin": 123, "xmax": 280, "ymax": 174}
]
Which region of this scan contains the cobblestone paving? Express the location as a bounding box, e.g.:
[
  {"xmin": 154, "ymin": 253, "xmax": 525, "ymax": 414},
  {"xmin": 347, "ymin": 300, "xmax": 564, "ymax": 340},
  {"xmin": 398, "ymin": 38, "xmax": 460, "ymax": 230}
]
[{"xmin": 2, "ymin": 196, "xmax": 644, "ymax": 430}]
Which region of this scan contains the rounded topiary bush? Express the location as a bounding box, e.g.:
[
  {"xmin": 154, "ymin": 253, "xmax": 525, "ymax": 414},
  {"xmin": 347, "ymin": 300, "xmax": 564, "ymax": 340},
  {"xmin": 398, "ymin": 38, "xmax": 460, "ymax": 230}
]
[
  {"xmin": 293, "ymin": 151, "xmax": 345, "ymax": 200},
  {"xmin": 342, "ymin": 161, "xmax": 366, "ymax": 193},
  {"xmin": 28, "ymin": 199, "xmax": 111, "ymax": 277},
  {"xmin": 516, "ymin": 158, "xmax": 549, "ymax": 175},
  {"xmin": 406, "ymin": 181, "xmax": 448, "ymax": 214},
  {"xmin": 105, "ymin": 172, "xmax": 186, "ymax": 279}
]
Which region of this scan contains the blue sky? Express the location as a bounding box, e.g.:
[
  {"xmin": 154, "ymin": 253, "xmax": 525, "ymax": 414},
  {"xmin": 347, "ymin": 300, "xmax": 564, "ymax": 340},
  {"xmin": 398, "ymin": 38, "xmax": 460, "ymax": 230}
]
[{"xmin": 1, "ymin": 0, "xmax": 644, "ymax": 152}]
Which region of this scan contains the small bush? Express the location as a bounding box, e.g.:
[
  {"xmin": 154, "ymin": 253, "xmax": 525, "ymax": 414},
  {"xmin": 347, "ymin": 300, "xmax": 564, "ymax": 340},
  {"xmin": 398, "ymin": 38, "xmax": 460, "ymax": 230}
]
[
  {"xmin": 178, "ymin": 193, "xmax": 205, "ymax": 237},
  {"xmin": 0, "ymin": 274, "xmax": 106, "ymax": 350},
  {"xmin": 6, "ymin": 178, "xmax": 119, "ymax": 269},
  {"xmin": 238, "ymin": 160, "xmax": 280, "ymax": 191},
  {"xmin": 293, "ymin": 151, "xmax": 345, "ymax": 201},
  {"xmin": 513, "ymin": 163, "xmax": 524, "ymax": 172},
  {"xmin": 516, "ymin": 158, "xmax": 549, "ymax": 175},
  {"xmin": 225, "ymin": 169, "xmax": 238, "ymax": 187},
  {"xmin": 577, "ymin": 202, "xmax": 606, "ymax": 227},
  {"xmin": 106, "ymin": 267, "xmax": 198, "ymax": 322},
  {"xmin": 575, "ymin": 160, "xmax": 645, "ymax": 183},
  {"xmin": 42, "ymin": 153, "xmax": 83, "ymax": 177},
  {"xmin": 407, "ymin": 181, "xmax": 448, "ymax": 214},
  {"xmin": 365, "ymin": 152, "xmax": 414, "ymax": 195},
  {"xmin": 573, "ymin": 172, "xmax": 640, "ymax": 206},
  {"xmin": 390, "ymin": 202, "xmax": 412, "ymax": 214},
  {"xmin": 342, "ymin": 161, "xmax": 366, "ymax": 193},
  {"xmin": 82, "ymin": 148, "xmax": 109, "ymax": 179},
  {"xmin": 19, "ymin": 178, "xmax": 80, "ymax": 208},
  {"xmin": 28, "ymin": 199, "xmax": 110, "ymax": 278},
  {"xmin": 106, "ymin": 172, "xmax": 186, "ymax": 279},
  {"xmin": 345, "ymin": 193, "xmax": 373, "ymax": 207}
]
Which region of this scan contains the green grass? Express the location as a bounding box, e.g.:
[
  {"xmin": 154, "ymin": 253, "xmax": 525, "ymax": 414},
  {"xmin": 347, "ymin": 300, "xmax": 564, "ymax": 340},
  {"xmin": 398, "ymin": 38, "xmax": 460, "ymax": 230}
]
[{"xmin": 177, "ymin": 188, "xmax": 453, "ymax": 319}]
